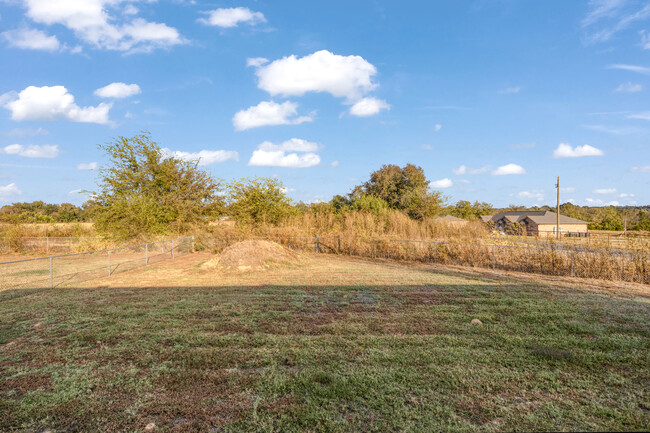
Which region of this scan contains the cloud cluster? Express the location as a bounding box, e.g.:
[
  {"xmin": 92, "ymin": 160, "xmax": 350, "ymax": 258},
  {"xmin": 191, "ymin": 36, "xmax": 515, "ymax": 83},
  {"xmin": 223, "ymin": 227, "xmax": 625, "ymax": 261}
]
[
  {"xmin": 593, "ymin": 188, "xmax": 617, "ymax": 194},
  {"xmin": 1, "ymin": 143, "xmax": 59, "ymax": 158},
  {"xmin": 199, "ymin": 7, "xmax": 266, "ymax": 28},
  {"xmin": 233, "ymin": 101, "xmax": 313, "ymax": 131},
  {"xmin": 492, "ymin": 164, "xmax": 526, "ymax": 175},
  {"xmin": 3, "ymin": 86, "xmax": 112, "ymax": 124},
  {"xmin": 0, "ymin": 183, "xmax": 21, "ymax": 199},
  {"xmin": 249, "ymin": 138, "xmax": 321, "ymax": 168},
  {"xmin": 615, "ymin": 82, "xmax": 642, "ymax": 92},
  {"xmin": 453, "ymin": 165, "xmax": 489, "ymax": 175},
  {"xmin": 77, "ymin": 162, "xmax": 98, "ymax": 170},
  {"xmin": 162, "ymin": 148, "xmax": 239, "ymax": 166},
  {"xmin": 1, "ymin": 27, "xmax": 60, "ymax": 51},
  {"xmin": 349, "ymin": 97, "xmax": 390, "ymax": 117},
  {"xmin": 553, "ymin": 143, "xmax": 604, "ymax": 158},
  {"xmin": 582, "ymin": 1, "xmax": 650, "ymax": 44},
  {"xmin": 517, "ymin": 190, "xmax": 545, "ymax": 201},
  {"xmin": 430, "ymin": 178, "xmax": 453, "ymax": 188},
  {"xmin": 94, "ymin": 82, "xmax": 141, "ymax": 98},
  {"xmin": 17, "ymin": 0, "xmax": 184, "ymax": 53}
]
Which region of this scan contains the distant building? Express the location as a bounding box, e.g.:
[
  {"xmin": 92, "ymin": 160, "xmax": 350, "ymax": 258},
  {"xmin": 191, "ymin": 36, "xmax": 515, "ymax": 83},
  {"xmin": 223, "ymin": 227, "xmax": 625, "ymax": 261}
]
[
  {"xmin": 482, "ymin": 211, "xmax": 588, "ymax": 237},
  {"xmin": 435, "ymin": 214, "xmax": 468, "ymax": 226}
]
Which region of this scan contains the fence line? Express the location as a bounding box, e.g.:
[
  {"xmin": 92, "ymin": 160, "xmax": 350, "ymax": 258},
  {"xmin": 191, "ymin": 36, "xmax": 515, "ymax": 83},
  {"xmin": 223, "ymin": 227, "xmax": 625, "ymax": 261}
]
[
  {"xmin": 0, "ymin": 237, "xmax": 193, "ymax": 291},
  {"xmin": 203, "ymin": 235, "xmax": 649, "ymax": 284},
  {"xmin": 0, "ymin": 236, "xmax": 174, "ymax": 254}
]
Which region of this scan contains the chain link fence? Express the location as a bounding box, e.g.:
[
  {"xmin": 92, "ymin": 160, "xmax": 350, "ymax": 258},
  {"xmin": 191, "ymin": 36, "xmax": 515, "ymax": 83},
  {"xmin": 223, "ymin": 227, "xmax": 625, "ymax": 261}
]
[
  {"xmin": 203, "ymin": 235, "xmax": 649, "ymax": 284},
  {"xmin": 0, "ymin": 236, "xmax": 174, "ymax": 254},
  {"xmin": 0, "ymin": 237, "xmax": 193, "ymax": 291}
]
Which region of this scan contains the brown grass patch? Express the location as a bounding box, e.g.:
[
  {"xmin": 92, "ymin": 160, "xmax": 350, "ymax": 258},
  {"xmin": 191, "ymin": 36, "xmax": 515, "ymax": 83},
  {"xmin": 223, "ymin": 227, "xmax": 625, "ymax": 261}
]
[{"xmin": 201, "ymin": 240, "xmax": 302, "ymax": 272}]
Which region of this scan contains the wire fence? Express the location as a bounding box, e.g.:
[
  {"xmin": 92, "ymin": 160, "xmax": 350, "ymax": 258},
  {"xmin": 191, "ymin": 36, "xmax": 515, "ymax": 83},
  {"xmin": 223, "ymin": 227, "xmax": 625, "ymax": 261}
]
[
  {"xmin": 0, "ymin": 237, "xmax": 193, "ymax": 291},
  {"xmin": 203, "ymin": 235, "xmax": 650, "ymax": 285},
  {"xmin": 0, "ymin": 236, "xmax": 173, "ymax": 254}
]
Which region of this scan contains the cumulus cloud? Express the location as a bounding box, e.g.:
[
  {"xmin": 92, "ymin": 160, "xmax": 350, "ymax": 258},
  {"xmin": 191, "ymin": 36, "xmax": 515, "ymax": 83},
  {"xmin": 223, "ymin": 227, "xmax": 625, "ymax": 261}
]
[
  {"xmin": 249, "ymin": 138, "xmax": 321, "ymax": 168},
  {"xmin": 0, "ymin": 183, "xmax": 22, "ymax": 198},
  {"xmin": 77, "ymin": 162, "xmax": 98, "ymax": 170},
  {"xmin": 246, "ymin": 57, "xmax": 268, "ymax": 67},
  {"xmin": 198, "ymin": 7, "xmax": 266, "ymax": 28},
  {"xmin": 162, "ymin": 149, "xmax": 239, "ymax": 166},
  {"xmin": 615, "ymin": 82, "xmax": 642, "ymax": 92},
  {"xmin": 2, "ymin": 27, "xmax": 60, "ymax": 51},
  {"xmin": 1, "ymin": 144, "xmax": 59, "ymax": 158},
  {"xmin": 233, "ymin": 101, "xmax": 313, "ymax": 131},
  {"xmin": 254, "ymin": 50, "xmax": 378, "ymax": 102},
  {"xmin": 553, "ymin": 143, "xmax": 604, "ymax": 158},
  {"xmin": 20, "ymin": 0, "xmax": 185, "ymax": 53},
  {"xmin": 2, "ymin": 86, "xmax": 111, "ymax": 124},
  {"xmin": 349, "ymin": 97, "xmax": 390, "ymax": 117},
  {"xmin": 593, "ymin": 188, "xmax": 617, "ymax": 194},
  {"xmin": 517, "ymin": 190, "xmax": 545, "ymax": 201},
  {"xmin": 492, "ymin": 164, "xmax": 526, "ymax": 175},
  {"xmin": 94, "ymin": 82, "xmax": 141, "ymax": 98},
  {"xmin": 434, "ymin": 124, "xmax": 442, "ymax": 131},
  {"xmin": 452, "ymin": 165, "xmax": 489, "ymax": 175},
  {"xmin": 430, "ymin": 178, "xmax": 453, "ymax": 188}
]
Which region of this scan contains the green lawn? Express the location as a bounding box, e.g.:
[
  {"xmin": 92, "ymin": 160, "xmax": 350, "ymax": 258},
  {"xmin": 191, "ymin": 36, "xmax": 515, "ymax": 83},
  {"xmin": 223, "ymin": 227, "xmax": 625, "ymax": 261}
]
[{"xmin": 0, "ymin": 254, "xmax": 648, "ymax": 432}]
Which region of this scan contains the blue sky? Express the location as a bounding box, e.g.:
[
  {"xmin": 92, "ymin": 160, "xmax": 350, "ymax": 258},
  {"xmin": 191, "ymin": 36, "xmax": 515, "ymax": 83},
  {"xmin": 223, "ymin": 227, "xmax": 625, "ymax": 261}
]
[{"xmin": 0, "ymin": 0, "xmax": 649, "ymax": 208}]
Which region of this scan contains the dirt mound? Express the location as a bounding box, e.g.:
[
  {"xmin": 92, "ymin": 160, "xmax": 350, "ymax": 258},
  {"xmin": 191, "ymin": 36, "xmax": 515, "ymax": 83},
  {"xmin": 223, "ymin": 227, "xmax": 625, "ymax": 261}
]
[{"xmin": 201, "ymin": 240, "xmax": 301, "ymax": 272}]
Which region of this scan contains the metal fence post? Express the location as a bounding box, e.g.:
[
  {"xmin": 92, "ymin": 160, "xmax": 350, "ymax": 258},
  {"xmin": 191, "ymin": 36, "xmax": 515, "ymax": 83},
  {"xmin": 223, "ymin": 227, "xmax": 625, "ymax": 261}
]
[
  {"xmin": 492, "ymin": 245, "xmax": 496, "ymax": 269},
  {"xmin": 315, "ymin": 236, "xmax": 320, "ymax": 253},
  {"xmin": 46, "ymin": 236, "xmax": 49, "ymax": 253},
  {"xmin": 338, "ymin": 236, "xmax": 341, "ymax": 254},
  {"xmin": 49, "ymin": 257, "xmax": 53, "ymax": 289},
  {"xmin": 171, "ymin": 239, "xmax": 175, "ymax": 259},
  {"xmin": 433, "ymin": 242, "xmax": 437, "ymax": 264},
  {"xmin": 146, "ymin": 243, "xmax": 149, "ymax": 265},
  {"xmin": 108, "ymin": 250, "xmax": 111, "ymax": 277},
  {"xmin": 191, "ymin": 236, "xmax": 195, "ymax": 251},
  {"xmin": 571, "ymin": 249, "xmax": 574, "ymax": 277}
]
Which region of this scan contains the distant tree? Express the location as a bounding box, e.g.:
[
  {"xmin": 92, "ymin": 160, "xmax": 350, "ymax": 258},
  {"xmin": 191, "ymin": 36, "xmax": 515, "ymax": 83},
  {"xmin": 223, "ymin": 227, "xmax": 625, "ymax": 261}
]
[
  {"xmin": 227, "ymin": 177, "xmax": 293, "ymax": 226},
  {"xmin": 450, "ymin": 200, "xmax": 493, "ymax": 220},
  {"xmin": 634, "ymin": 210, "xmax": 650, "ymax": 231},
  {"xmin": 590, "ymin": 206, "xmax": 624, "ymax": 231},
  {"xmin": 350, "ymin": 194, "xmax": 389, "ymax": 215},
  {"xmin": 354, "ymin": 164, "xmax": 445, "ymax": 219},
  {"xmin": 92, "ymin": 132, "xmax": 223, "ymax": 238}
]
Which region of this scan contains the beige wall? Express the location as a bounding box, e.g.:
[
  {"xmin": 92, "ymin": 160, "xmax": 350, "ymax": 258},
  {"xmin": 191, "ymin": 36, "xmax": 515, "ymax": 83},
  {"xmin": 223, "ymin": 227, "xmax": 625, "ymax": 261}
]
[{"xmin": 537, "ymin": 224, "xmax": 588, "ymax": 236}]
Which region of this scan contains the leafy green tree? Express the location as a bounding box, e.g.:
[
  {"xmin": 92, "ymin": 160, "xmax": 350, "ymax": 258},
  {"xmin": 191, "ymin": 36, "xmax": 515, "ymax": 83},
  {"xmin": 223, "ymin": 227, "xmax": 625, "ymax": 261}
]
[
  {"xmin": 226, "ymin": 177, "xmax": 293, "ymax": 226},
  {"xmin": 350, "ymin": 194, "xmax": 389, "ymax": 215},
  {"xmin": 354, "ymin": 164, "xmax": 445, "ymax": 219},
  {"xmin": 92, "ymin": 133, "xmax": 223, "ymax": 238}
]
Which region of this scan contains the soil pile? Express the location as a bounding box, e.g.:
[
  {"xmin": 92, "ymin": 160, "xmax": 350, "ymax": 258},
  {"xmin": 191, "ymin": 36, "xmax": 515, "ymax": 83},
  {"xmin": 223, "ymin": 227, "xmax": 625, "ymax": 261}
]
[{"xmin": 201, "ymin": 240, "xmax": 301, "ymax": 272}]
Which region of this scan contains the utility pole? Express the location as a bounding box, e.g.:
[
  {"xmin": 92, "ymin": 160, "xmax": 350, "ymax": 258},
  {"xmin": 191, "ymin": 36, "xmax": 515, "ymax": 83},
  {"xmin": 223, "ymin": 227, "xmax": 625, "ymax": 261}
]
[{"xmin": 555, "ymin": 176, "xmax": 560, "ymax": 240}]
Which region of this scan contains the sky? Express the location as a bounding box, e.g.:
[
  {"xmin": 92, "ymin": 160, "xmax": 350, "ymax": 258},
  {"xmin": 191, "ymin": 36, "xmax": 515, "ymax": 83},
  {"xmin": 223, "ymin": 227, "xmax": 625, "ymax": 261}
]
[{"xmin": 0, "ymin": 0, "xmax": 649, "ymax": 208}]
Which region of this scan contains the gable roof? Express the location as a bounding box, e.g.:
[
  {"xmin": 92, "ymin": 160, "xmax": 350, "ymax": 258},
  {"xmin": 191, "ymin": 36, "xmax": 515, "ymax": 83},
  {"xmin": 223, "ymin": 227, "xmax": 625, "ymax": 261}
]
[{"xmin": 484, "ymin": 211, "xmax": 588, "ymax": 225}]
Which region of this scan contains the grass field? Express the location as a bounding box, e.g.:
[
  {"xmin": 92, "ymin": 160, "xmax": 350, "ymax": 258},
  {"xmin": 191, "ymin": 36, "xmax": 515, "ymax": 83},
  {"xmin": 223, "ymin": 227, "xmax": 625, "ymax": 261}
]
[{"xmin": 1, "ymin": 253, "xmax": 649, "ymax": 432}]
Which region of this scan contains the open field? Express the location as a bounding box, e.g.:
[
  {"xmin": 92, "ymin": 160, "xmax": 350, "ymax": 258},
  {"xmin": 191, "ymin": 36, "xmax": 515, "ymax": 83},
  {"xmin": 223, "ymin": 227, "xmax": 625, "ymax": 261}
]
[{"xmin": 1, "ymin": 252, "xmax": 649, "ymax": 432}]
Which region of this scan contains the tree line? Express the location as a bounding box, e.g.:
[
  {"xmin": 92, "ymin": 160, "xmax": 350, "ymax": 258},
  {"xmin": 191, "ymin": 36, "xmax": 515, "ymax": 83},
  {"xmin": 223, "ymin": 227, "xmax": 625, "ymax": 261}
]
[{"xmin": 1, "ymin": 133, "xmax": 648, "ymax": 235}]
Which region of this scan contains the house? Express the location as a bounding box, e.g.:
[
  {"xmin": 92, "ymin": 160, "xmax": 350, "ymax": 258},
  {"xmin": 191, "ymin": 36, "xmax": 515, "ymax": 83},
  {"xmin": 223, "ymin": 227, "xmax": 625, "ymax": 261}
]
[
  {"xmin": 482, "ymin": 211, "xmax": 588, "ymax": 237},
  {"xmin": 435, "ymin": 214, "xmax": 468, "ymax": 227}
]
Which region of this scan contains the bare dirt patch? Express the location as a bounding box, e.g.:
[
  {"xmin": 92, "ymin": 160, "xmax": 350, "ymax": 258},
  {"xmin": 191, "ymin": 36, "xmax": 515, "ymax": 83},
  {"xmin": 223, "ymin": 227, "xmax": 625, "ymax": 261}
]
[{"xmin": 201, "ymin": 240, "xmax": 302, "ymax": 272}]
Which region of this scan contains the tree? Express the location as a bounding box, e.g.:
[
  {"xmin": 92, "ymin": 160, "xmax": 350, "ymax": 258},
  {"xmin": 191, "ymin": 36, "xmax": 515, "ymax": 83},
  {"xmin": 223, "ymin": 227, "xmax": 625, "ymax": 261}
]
[
  {"xmin": 92, "ymin": 133, "xmax": 223, "ymax": 238},
  {"xmin": 226, "ymin": 177, "xmax": 293, "ymax": 226},
  {"xmin": 354, "ymin": 164, "xmax": 445, "ymax": 219}
]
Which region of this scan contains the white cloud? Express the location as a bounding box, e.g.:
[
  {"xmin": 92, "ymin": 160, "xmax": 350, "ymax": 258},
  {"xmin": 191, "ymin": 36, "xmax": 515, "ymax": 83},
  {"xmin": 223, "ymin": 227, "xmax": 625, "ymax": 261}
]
[
  {"xmin": 607, "ymin": 64, "xmax": 650, "ymax": 75},
  {"xmin": 162, "ymin": 149, "xmax": 239, "ymax": 166},
  {"xmin": 631, "ymin": 165, "xmax": 650, "ymax": 172},
  {"xmin": 430, "ymin": 178, "xmax": 453, "ymax": 188},
  {"xmin": 586, "ymin": 198, "xmax": 620, "ymax": 206},
  {"xmin": 434, "ymin": 124, "xmax": 442, "ymax": 131},
  {"xmin": 619, "ymin": 193, "xmax": 635, "ymax": 198},
  {"xmin": 492, "ymin": 164, "xmax": 526, "ymax": 175},
  {"xmin": 198, "ymin": 7, "xmax": 266, "ymax": 28},
  {"xmin": 593, "ymin": 188, "xmax": 617, "ymax": 194},
  {"xmin": 123, "ymin": 4, "xmax": 138, "ymax": 15},
  {"xmin": 642, "ymin": 30, "xmax": 650, "ymax": 49},
  {"xmin": 331, "ymin": 160, "xmax": 339, "ymax": 167},
  {"xmin": 2, "ymin": 27, "xmax": 60, "ymax": 51},
  {"xmin": 3, "ymin": 85, "xmax": 111, "ymax": 124},
  {"xmin": 254, "ymin": 50, "xmax": 378, "ymax": 102},
  {"xmin": 0, "ymin": 127, "xmax": 49, "ymax": 137},
  {"xmin": 628, "ymin": 111, "xmax": 650, "ymax": 120},
  {"xmin": 233, "ymin": 100, "xmax": 313, "ymax": 131},
  {"xmin": 452, "ymin": 165, "xmax": 489, "ymax": 175},
  {"xmin": 21, "ymin": 0, "xmax": 185, "ymax": 53},
  {"xmin": 77, "ymin": 162, "xmax": 98, "ymax": 170},
  {"xmin": 615, "ymin": 82, "xmax": 642, "ymax": 92},
  {"xmin": 349, "ymin": 97, "xmax": 390, "ymax": 117},
  {"xmin": 561, "ymin": 187, "xmax": 576, "ymax": 193},
  {"xmin": 582, "ymin": 2, "xmax": 650, "ymax": 43},
  {"xmin": 0, "ymin": 183, "xmax": 22, "ymax": 198},
  {"xmin": 94, "ymin": 82, "xmax": 141, "ymax": 98},
  {"xmin": 1, "ymin": 144, "xmax": 59, "ymax": 158},
  {"xmin": 517, "ymin": 190, "xmax": 545, "ymax": 201},
  {"xmin": 553, "ymin": 143, "xmax": 604, "ymax": 158},
  {"xmin": 249, "ymin": 138, "xmax": 321, "ymax": 168},
  {"xmin": 246, "ymin": 57, "xmax": 268, "ymax": 67},
  {"xmin": 499, "ymin": 86, "xmax": 521, "ymax": 94}
]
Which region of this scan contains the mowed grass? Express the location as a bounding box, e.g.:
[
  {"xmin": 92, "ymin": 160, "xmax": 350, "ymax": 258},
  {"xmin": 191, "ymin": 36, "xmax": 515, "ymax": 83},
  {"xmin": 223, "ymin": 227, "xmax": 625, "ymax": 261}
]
[{"xmin": 0, "ymin": 253, "xmax": 649, "ymax": 432}]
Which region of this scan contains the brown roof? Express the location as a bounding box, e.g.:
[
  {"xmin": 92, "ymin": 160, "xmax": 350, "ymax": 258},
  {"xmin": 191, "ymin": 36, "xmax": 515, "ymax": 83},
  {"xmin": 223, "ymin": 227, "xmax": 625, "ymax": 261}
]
[
  {"xmin": 484, "ymin": 211, "xmax": 588, "ymax": 225},
  {"xmin": 436, "ymin": 214, "xmax": 466, "ymax": 222}
]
